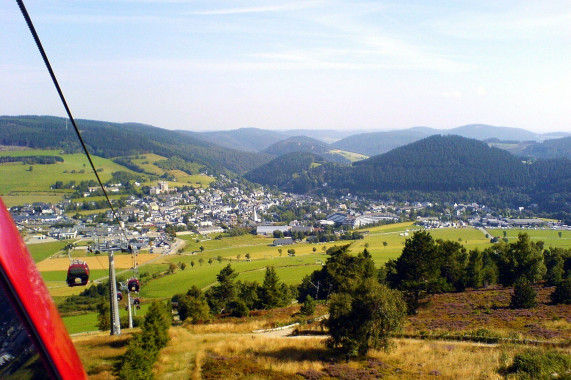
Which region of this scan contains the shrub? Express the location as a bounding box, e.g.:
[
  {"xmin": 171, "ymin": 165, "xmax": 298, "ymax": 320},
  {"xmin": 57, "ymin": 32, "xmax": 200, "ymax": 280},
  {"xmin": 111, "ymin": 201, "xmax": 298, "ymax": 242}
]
[
  {"xmin": 500, "ymin": 349, "xmax": 571, "ymax": 380},
  {"xmin": 228, "ymin": 300, "xmax": 250, "ymax": 318},
  {"xmin": 120, "ymin": 315, "xmax": 143, "ymax": 328},
  {"xmin": 116, "ymin": 334, "xmax": 154, "ymax": 380},
  {"xmin": 510, "ymin": 277, "xmax": 537, "ymax": 309},
  {"xmin": 178, "ymin": 294, "xmax": 210, "ymax": 323},
  {"xmin": 550, "ymin": 277, "xmax": 571, "ymax": 305},
  {"xmin": 300, "ymin": 295, "xmax": 316, "ymax": 316}
]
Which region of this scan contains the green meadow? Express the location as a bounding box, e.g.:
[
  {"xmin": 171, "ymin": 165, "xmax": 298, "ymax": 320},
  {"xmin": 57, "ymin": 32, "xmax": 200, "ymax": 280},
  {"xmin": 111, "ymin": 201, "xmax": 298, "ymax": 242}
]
[
  {"xmin": 328, "ymin": 149, "xmax": 368, "ymax": 162},
  {"xmin": 63, "ymin": 302, "xmax": 152, "ymax": 334},
  {"xmin": 128, "ymin": 153, "xmax": 213, "ymax": 188},
  {"xmin": 489, "ymin": 228, "xmax": 571, "ymax": 249},
  {"xmin": 27, "ymin": 240, "xmax": 70, "ymax": 262},
  {"xmin": 0, "ymin": 151, "xmax": 138, "ymax": 197}
]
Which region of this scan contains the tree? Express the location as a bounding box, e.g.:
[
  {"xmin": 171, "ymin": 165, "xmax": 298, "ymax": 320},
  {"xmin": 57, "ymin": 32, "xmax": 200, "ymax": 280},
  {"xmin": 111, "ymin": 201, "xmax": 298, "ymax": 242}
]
[
  {"xmin": 237, "ymin": 280, "xmax": 261, "ymax": 310},
  {"xmin": 97, "ymin": 301, "xmax": 110, "ymax": 331},
  {"xmin": 168, "ymin": 263, "xmax": 177, "ymax": 274},
  {"xmin": 558, "ymin": 231, "xmax": 562, "ymax": 239},
  {"xmin": 287, "ymin": 248, "xmax": 296, "ymax": 257},
  {"xmin": 245, "ymin": 253, "xmax": 251, "ymax": 261},
  {"xmin": 217, "ymin": 255, "xmax": 223, "ymax": 264},
  {"xmin": 178, "ymin": 287, "xmax": 210, "ymax": 323},
  {"xmin": 297, "ymin": 245, "xmax": 376, "ymax": 302},
  {"xmin": 510, "ymin": 277, "xmax": 537, "ymax": 309},
  {"xmin": 278, "ymin": 249, "xmax": 282, "ymax": 256},
  {"xmin": 382, "ymin": 241, "xmax": 388, "ymax": 248},
  {"xmin": 387, "ymin": 230, "xmax": 442, "ymax": 314},
  {"xmin": 300, "ymin": 295, "xmax": 316, "ymax": 316},
  {"xmin": 550, "ymin": 278, "xmax": 571, "ymax": 305},
  {"xmin": 437, "ymin": 240, "xmax": 468, "ymax": 292},
  {"xmin": 200, "ymin": 245, "xmax": 204, "ymax": 253},
  {"xmin": 312, "ymin": 247, "xmax": 317, "ymax": 253},
  {"xmin": 144, "ymin": 301, "xmax": 172, "ymax": 343},
  {"xmin": 259, "ymin": 266, "xmax": 288, "ymax": 309},
  {"xmin": 208, "ymin": 258, "xmax": 213, "ymax": 265},
  {"xmin": 180, "ymin": 262, "xmax": 187, "ymax": 270},
  {"xmin": 191, "ymin": 260, "xmax": 195, "ymax": 268},
  {"xmin": 543, "ymin": 248, "xmax": 568, "ymax": 286},
  {"xmin": 494, "ymin": 233, "xmax": 546, "ymax": 286},
  {"xmin": 116, "ymin": 334, "xmax": 153, "ymax": 380},
  {"xmin": 327, "ymin": 279, "xmax": 406, "ymax": 359},
  {"xmin": 198, "ymin": 258, "xmax": 204, "ymax": 266},
  {"xmin": 206, "ymin": 264, "xmax": 238, "ymax": 313}
]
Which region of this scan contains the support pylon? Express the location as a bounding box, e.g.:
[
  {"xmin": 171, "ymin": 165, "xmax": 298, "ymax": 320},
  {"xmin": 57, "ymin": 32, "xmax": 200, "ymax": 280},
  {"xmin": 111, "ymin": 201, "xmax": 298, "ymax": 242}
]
[{"xmin": 109, "ymin": 251, "xmax": 121, "ymax": 335}]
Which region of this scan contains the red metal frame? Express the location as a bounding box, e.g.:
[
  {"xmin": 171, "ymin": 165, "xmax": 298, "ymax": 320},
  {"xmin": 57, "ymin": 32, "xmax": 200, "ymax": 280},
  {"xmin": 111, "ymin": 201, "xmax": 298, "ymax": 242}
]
[{"xmin": 0, "ymin": 198, "xmax": 87, "ymax": 379}]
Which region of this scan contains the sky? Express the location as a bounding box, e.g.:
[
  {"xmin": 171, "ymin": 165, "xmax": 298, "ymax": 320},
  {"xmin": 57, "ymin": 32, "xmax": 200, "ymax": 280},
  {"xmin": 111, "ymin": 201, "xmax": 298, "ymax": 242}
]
[{"xmin": 1, "ymin": 1, "xmax": 570, "ymax": 134}]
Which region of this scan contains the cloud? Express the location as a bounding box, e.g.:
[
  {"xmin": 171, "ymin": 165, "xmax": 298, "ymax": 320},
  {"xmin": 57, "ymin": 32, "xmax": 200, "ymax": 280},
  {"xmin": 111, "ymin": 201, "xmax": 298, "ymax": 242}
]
[
  {"xmin": 442, "ymin": 91, "xmax": 462, "ymax": 98},
  {"xmin": 188, "ymin": 2, "xmax": 323, "ymax": 16},
  {"xmin": 477, "ymin": 86, "xmax": 487, "ymax": 96},
  {"xmin": 429, "ymin": 5, "xmax": 571, "ymax": 40}
]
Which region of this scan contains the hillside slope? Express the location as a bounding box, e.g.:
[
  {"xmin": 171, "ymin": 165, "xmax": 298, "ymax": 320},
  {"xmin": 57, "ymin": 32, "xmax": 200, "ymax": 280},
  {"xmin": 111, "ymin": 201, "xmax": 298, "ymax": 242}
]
[
  {"xmin": 0, "ymin": 116, "xmax": 271, "ymax": 174},
  {"xmin": 187, "ymin": 128, "xmax": 289, "ymax": 152},
  {"xmin": 247, "ymin": 135, "xmax": 571, "ymax": 214},
  {"xmin": 263, "ymin": 136, "xmax": 350, "ymax": 164}
]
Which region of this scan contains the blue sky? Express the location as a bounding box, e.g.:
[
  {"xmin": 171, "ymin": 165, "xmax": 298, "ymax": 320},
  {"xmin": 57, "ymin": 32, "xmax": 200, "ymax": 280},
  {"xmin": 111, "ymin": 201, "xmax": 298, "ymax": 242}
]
[{"xmin": 1, "ymin": 1, "xmax": 570, "ymax": 133}]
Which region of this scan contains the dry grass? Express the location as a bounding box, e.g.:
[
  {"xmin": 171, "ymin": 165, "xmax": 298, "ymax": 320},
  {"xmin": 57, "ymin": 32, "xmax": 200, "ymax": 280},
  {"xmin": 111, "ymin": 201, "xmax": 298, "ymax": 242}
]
[
  {"xmin": 72, "ymin": 331, "xmax": 133, "ymax": 379},
  {"xmin": 73, "ymin": 316, "xmax": 571, "ymax": 380},
  {"xmin": 36, "ymin": 253, "xmax": 161, "ymax": 271},
  {"xmin": 71, "ymin": 290, "xmax": 570, "ymax": 379}
]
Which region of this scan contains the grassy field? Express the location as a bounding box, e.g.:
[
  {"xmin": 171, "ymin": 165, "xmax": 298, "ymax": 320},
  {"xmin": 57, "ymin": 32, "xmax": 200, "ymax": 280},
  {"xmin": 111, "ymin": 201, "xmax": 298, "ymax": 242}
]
[
  {"xmin": 30, "ymin": 225, "xmax": 571, "ymax": 336},
  {"xmin": 2, "ymin": 194, "xmax": 64, "ymax": 207},
  {"xmin": 0, "ymin": 152, "xmax": 135, "ymax": 194},
  {"xmin": 489, "ymin": 228, "xmax": 571, "ymax": 249},
  {"xmin": 328, "ymin": 149, "xmax": 368, "ymax": 162},
  {"xmin": 128, "ymin": 153, "xmax": 213, "ymax": 188},
  {"xmin": 26, "ymin": 240, "xmax": 70, "ymax": 262}
]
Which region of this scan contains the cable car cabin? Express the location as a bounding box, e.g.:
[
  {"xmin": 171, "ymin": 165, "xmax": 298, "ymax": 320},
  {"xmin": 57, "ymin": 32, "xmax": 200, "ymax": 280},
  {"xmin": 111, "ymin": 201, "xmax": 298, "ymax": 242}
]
[
  {"xmin": 134, "ymin": 298, "xmax": 141, "ymax": 310},
  {"xmin": 66, "ymin": 260, "xmax": 89, "ymax": 287},
  {"xmin": 127, "ymin": 278, "xmax": 140, "ymax": 292},
  {"xmin": 0, "ymin": 197, "xmax": 88, "ymax": 379},
  {"xmin": 117, "ymin": 291, "xmax": 123, "ymax": 301}
]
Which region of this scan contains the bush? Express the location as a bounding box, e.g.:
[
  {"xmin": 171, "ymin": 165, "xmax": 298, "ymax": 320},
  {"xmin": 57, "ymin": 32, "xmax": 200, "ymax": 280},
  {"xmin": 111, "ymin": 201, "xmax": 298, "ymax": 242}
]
[
  {"xmin": 500, "ymin": 349, "xmax": 571, "ymax": 380},
  {"xmin": 510, "ymin": 277, "xmax": 537, "ymax": 309},
  {"xmin": 120, "ymin": 315, "xmax": 143, "ymax": 328},
  {"xmin": 178, "ymin": 295, "xmax": 210, "ymax": 323},
  {"xmin": 116, "ymin": 301, "xmax": 172, "ymax": 379},
  {"xmin": 300, "ymin": 295, "xmax": 316, "ymax": 316},
  {"xmin": 228, "ymin": 300, "xmax": 250, "ymax": 317},
  {"xmin": 550, "ymin": 277, "xmax": 571, "ymax": 305}
]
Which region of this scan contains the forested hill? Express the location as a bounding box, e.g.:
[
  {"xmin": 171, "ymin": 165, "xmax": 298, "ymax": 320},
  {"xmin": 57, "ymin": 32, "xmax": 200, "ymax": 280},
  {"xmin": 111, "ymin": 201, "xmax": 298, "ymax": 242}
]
[
  {"xmin": 244, "ymin": 152, "xmax": 328, "ymax": 193},
  {"xmin": 0, "ymin": 115, "xmax": 271, "ymax": 174},
  {"xmin": 246, "ymin": 135, "xmax": 571, "ymax": 216},
  {"xmin": 262, "ymin": 136, "xmax": 350, "ymax": 164},
  {"xmin": 183, "ymin": 128, "xmax": 288, "ymax": 153},
  {"xmin": 349, "ymin": 135, "xmax": 530, "ymax": 191},
  {"xmin": 331, "ymin": 124, "xmax": 566, "ymax": 157},
  {"xmin": 520, "ymin": 136, "xmax": 571, "ymax": 159},
  {"xmin": 330, "ymin": 127, "xmax": 433, "ymax": 156}
]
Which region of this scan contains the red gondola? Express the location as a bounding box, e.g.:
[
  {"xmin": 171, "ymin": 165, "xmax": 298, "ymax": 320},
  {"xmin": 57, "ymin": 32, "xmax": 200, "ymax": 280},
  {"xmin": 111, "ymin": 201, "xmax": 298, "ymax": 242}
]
[
  {"xmin": 133, "ymin": 298, "xmax": 141, "ymax": 310},
  {"xmin": 0, "ymin": 197, "xmax": 88, "ymax": 378},
  {"xmin": 66, "ymin": 260, "xmax": 89, "ymax": 287},
  {"xmin": 117, "ymin": 291, "xmax": 123, "ymax": 301},
  {"xmin": 127, "ymin": 278, "xmax": 140, "ymax": 292}
]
